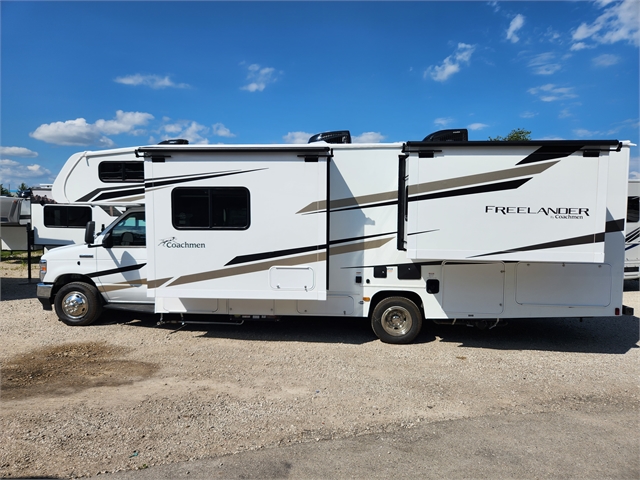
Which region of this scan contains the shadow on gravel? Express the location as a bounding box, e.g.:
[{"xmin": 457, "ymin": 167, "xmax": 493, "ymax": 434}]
[
  {"xmin": 431, "ymin": 316, "xmax": 639, "ymax": 354},
  {"xmin": 0, "ymin": 276, "xmax": 38, "ymax": 301},
  {"xmin": 108, "ymin": 309, "xmax": 639, "ymax": 354}
]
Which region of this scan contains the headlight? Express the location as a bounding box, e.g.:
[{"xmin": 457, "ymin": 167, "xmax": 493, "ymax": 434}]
[{"xmin": 39, "ymin": 259, "xmax": 47, "ymax": 282}]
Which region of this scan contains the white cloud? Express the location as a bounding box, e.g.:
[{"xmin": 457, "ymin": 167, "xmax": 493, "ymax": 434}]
[
  {"xmin": 573, "ymin": 128, "xmax": 608, "ymax": 138},
  {"xmin": 520, "ymin": 111, "xmax": 537, "ymax": 119},
  {"xmin": 353, "ymin": 132, "xmax": 385, "ymax": 143},
  {"xmin": 161, "ymin": 121, "xmax": 209, "ymax": 144},
  {"xmin": 115, "ymin": 74, "xmax": 189, "ymax": 89},
  {"xmin": 570, "ymin": 42, "xmax": 594, "ymax": 51},
  {"xmin": 467, "ymin": 123, "xmax": 489, "ymax": 131},
  {"xmin": 283, "ymin": 132, "xmax": 313, "ymax": 144},
  {"xmin": 30, "ymin": 111, "xmax": 154, "ymax": 147},
  {"xmin": 528, "ymin": 52, "xmax": 562, "ymax": 75},
  {"xmin": 506, "ymin": 14, "xmax": 525, "ymax": 43},
  {"xmin": 241, "ymin": 64, "xmax": 279, "ymax": 92},
  {"xmin": 211, "ymin": 123, "xmax": 236, "ymax": 138},
  {"xmin": 630, "ymin": 170, "xmax": 640, "ymax": 179},
  {"xmin": 425, "ymin": 43, "xmax": 476, "ymax": 82},
  {"xmin": 592, "ymin": 53, "xmax": 621, "ymax": 67},
  {"xmin": 30, "ymin": 118, "xmax": 114, "ymax": 147},
  {"xmin": 528, "ymin": 84, "xmax": 578, "ymax": 102},
  {"xmin": 571, "ymin": 0, "xmax": 639, "ymax": 48},
  {"xmin": 0, "ymin": 159, "xmax": 52, "ymax": 186},
  {"xmin": 434, "ymin": 117, "xmax": 453, "ymax": 127},
  {"xmin": 0, "ymin": 146, "xmax": 38, "ymax": 157},
  {"xmin": 95, "ymin": 111, "xmax": 154, "ymax": 135}
]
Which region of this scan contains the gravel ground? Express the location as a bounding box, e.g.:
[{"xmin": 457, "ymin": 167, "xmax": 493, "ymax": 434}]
[{"xmin": 1, "ymin": 259, "xmax": 638, "ymax": 479}]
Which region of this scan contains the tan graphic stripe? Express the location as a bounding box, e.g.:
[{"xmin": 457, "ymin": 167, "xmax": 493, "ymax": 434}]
[
  {"xmin": 148, "ymin": 277, "xmax": 174, "ymax": 289},
  {"xmin": 98, "ymin": 278, "xmax": 147, "ymax": 293},
  {"xmin": 408, "ymin": 161, "xmax": 558, "ymax": 195},
  {"xmin": 296, "ymin": 191, "xmax": 398, "ymax": 214},
  {"xmin": 297, "ymin": 161, "xmax": 558, "ymax": 214},
  {"xmin": 166, "ymin": 237, "xmax": 393, "ymax": 288},
  {"xmin": 168, "ymin": 251, "xmax": 326, "ymax": 287}
]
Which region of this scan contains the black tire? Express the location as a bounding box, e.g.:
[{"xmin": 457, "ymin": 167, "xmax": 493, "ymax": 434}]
[
  {"xmin": 371, "ymin": 296, "xmax": 423, "ymax": 344},
  {"xmin": 54, "ymin": 282, "xmax": 103, "ymax": 326}
]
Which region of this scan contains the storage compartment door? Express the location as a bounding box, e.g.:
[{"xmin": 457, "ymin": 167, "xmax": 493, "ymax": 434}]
[{"xmin": 405, "ymin": 148, "xmax": 608, "ymax": 263}]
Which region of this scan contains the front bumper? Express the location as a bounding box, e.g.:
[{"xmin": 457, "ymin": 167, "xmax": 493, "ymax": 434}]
[{"xmin": 37, "ymin": 283, "xmax": 53, "ymax": 310}]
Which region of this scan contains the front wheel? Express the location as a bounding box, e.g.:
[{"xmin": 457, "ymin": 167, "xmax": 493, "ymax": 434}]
[
  {"xmin": 371, "ymin": 296, "xmax": 423, "ymax": 344},
  {"xmin": 54, "ymin": 282, "xmax": 103, "ymax": 326}
]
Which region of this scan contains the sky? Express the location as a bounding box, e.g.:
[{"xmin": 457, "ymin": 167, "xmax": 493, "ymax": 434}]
[{"xmin": 1, "ymin": 0, "xmax": 639, "ymax": 193}]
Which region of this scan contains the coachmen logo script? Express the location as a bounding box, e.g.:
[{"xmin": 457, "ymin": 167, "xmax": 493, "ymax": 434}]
[
  {"xmin": 158, "ymin": 237, "xmax": 206, "ymax": 248},
  {"xmin": 485, "ymin": 206, "xmax": 590, "ymax": 220}
]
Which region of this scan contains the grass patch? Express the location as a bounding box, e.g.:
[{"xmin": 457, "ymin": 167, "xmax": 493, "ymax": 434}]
[{"xmin": 1, "ymin": 249, "xmax": 43, "ymax": 264}]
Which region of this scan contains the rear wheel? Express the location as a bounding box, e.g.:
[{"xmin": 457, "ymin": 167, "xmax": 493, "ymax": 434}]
[
  {"xmin": 371, "ymin": 296, "xmax": 423, "ymax": 344},
  {"xmin": 54, "ymin": 282, "xmax": 103, "ymax": 326}
]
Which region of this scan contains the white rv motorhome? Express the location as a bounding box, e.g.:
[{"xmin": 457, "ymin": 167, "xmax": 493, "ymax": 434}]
[
  {"xmin": 36, "ymin": 130, "xmax": 634, "ymax": 344},
  {"xmin": 625, "ymin": 179, "xmax": 639, "ymax": 280}
]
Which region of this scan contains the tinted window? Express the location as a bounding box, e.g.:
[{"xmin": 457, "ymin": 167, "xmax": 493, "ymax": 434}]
[
  {"xmin": 43, "ymin": 206, "xmax": 92, "ymax": 228},
  {"xmin": 172, "ymin": 187, "xmax": 250, "ymax": 230},
  {"xmin": 628, "ymin": 196, "xmax": 639, "ymax": 223},
  {"xmin": 99, "ymin": 162, "xmax": 144, "ymax": 182},
  {"xmin": 110, "ymin": 211, "xmax": 146, "ymax": 247}
]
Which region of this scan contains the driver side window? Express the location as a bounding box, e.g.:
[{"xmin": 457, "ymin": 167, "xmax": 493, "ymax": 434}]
[{"xmin": 111, "ymin": 211, "xmax": 146, "ymax": 247}]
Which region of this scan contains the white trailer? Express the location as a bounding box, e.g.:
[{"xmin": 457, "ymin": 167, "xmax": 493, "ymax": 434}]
[
  {"xmin": 1, "ymin": 196, "xmax": 30, "ymax": 251},
  {"xmin": 625, "ymin": 179, "xmax": 639, "ymax": 279},
  {"xmin": 36, "ymin": 130, "xmax": 634, "ymax": 343}
]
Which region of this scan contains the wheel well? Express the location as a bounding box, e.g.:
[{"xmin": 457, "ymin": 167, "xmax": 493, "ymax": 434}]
[
  {"xmin": 52, "ymin": 275, "xmax": 99, "ymax": 297},
  {"xmin": 369, "ymin": 291, "xmax": 425, "ymax": 319}
]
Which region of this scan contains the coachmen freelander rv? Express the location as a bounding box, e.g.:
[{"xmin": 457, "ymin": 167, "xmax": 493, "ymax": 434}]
[{"xmin": 36, "ymin": 130, "xmax": 634, "ymax": 344}]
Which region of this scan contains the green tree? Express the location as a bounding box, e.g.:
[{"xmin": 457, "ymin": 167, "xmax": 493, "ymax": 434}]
[
  {"xmin": 0, "ymin": 185, "xmax": 10, "ymax": 196},
  {"xmin": 488, "ymin": 128, "xmax": 532, "ymax": 141},
  {"xmin": 17, "ymin": 182, "xmax": 30, "ymax": 197}
]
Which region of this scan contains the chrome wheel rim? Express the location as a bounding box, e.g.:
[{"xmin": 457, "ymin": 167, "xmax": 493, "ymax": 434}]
[
  {"xmin": 381, "ymin": 306, "xmax": 412, "ymax": 336},
  {"xmin": 61, "ymin": 292, "xmax": 89, "ymax": 319}
]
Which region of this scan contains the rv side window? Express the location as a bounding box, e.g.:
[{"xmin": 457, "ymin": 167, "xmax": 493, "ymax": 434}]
[
  {"xmin": 628, "ymin": 196, "xmax": 639, "ymax": 223},
  {"xmin": 43, "ymin": 205, "xmax": 92, "ymax": 228},
  {"xmin": 172, "ymin": 187, "xmax": 250, "ymax": 230},
  {"xmin": 99, "ymin": 162, "xmax": 144, "ymax": 182}
]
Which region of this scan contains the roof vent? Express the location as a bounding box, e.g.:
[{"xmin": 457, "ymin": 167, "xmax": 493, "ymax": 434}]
[
  {"xmin": 422, "ymin": 129, "xmax": 468, "ymax": 142},
  {"xmin": 308, "ymin": 130, "xmax": 351, "ymax": 144},
  {"xmin": 158, "ymin": 139, "xmax": 189, "ymax": 145}
]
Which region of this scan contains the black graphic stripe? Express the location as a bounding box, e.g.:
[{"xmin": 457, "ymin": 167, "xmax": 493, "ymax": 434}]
[
  {"xmin": 410, "ymin": 178, "xmax": 531, "ymax": 203},
  {"xmin": 77, "ymin": 185, "xmax": 144, "ymax": 202},
  {"xmin": 145, "ymin": 168, "xmax": 267, "ymax": 189},
  {"xmin": 471, "ymin": 219, "xmax": 625, "ymax": 259},
  {"xmin": 626, "ymin": 227, "xmax": 640, "ymax": 243},
  {"xmin": 516, "ymin": 145, "xmax": 581, "ymax": 165},
  {"xmin": 225, "ymin": 232, "xmax": 395, "ymax": 266},
  {"xmin": 407, "ymin": 229, "xmax": 439, "ymax": 237},
  {"xmin": 92, "ymin": 188, "xmax": 145, "ymax": 202},
  {"xmin": 326, "ymin": 179, "xmax": 532, "ymax": 214},
  {"xmin": 87, "ymin": 263, "xmax": 146, "ymax": 278}
]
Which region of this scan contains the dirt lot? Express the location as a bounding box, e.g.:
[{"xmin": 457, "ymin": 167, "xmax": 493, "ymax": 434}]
[{"xmin": 1, "ymin": 257, "xmax": 638, "ymax": 479}]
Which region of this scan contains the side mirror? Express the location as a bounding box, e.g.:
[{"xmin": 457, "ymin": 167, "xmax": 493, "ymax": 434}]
[
  {"xmin": 84, "ymin": 221, "xmax": 96, "ymax": 244},
  {"xmin": 102, "ymin": 232, "xmax": 113, "ymax": 249}
]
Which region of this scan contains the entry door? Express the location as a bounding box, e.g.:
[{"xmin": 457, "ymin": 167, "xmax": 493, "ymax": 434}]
[{"xmin": 95, "ymin": 210, "xmax": 149, "ymax": 304}]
